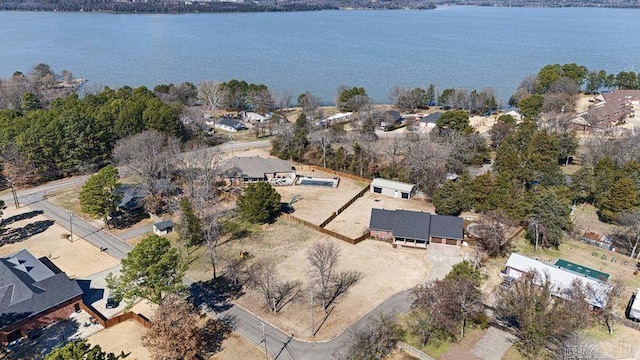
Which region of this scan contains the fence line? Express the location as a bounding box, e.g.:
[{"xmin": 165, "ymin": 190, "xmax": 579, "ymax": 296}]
[
  {"xmin": 397, "ymin": 341, "xmax": 436, "ymax": 360},
  {"xmin": 318, "ymin": 184, "xmax": 371, "ymax": 228},
  {"xmin": 80, "ymin": 301, "xmax": 152, "ymax": 329},
  {"xmin": 294, "ymin": 165, "xmax": 372, "ymax": 184},
  {"xmin": 281, "ymin": 213, "xmax": 370, "ymax": 245}
]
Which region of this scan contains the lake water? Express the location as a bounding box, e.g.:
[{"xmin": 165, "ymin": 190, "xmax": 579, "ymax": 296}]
[{"xmin": 1, "ymin": 7, "xmax": 639, "ymax": 104}]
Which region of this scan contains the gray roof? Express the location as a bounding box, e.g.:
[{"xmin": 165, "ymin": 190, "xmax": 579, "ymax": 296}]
[
  {"xmin": 0, "ymin": 250, "xmax": 82, "ymax": 329},
  {"xmin": 430, "ymin": 214, "xmax": 464, "ymax": 240},
  {"xmin": 218, "ymin": 118, "xmax": 245, "ymax": 129},
  {"xmin": 369, "ymin": 209, "xmax": 395, "ymax": 232},
  {"xmin": 393, "ymin": 210, "xmax": 431, "ymax": 241},
  {"xmin": 420, "ymin": 112, "xmax": 443, "ymax": 123},
  {"xmin": 115, "ymin": 184, "xmax": 146, "ymax": 210},
  {"xmin": 154, "ymin": 220, "xmax": 174, "ymax": 231},
  {"xmin": 223, "ymin": 156, "xmax": 294, "ymax": 179},
  {"xmin": 369, "ymin": 209, "xmax": 463, "ymax": 242}
]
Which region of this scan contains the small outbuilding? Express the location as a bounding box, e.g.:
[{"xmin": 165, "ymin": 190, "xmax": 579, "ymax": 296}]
[
  {"xmin": 370, "ymin": 178, "xmax": 416, "ymax": 200},
  {"xmin": 153, "ymin": 220, "xmax": 174, "ymax": 236}
]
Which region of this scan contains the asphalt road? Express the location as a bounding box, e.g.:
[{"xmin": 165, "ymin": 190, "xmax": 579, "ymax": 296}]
[{"xmin": 0, "ymin": 138, "xmax": 419, "ymax": 360}]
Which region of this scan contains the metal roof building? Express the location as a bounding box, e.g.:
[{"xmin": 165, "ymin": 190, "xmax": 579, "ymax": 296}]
[{"xmin": 370, "ymin": 178, "xmax": 417, "ymax": 200}]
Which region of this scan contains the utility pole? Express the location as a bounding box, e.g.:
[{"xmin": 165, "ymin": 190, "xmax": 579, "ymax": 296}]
[
  {"xmin": 8, "ymin": 179, "xmax": 19, "ymax": 209},
  {"xmin": 261, "ymin": 322, "xmax": 268, "ymax": 360},
  {"xmin": 69, "ymin": 212, "xmax": 74, "ymax": 242},
  {"xmin": 310, "ymin": 285, "xmax": 315, "ymax": 338}
]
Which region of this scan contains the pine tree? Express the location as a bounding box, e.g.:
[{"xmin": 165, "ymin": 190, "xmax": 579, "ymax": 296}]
[
  {"xmin": 237, "ymin": 182, "xmax": 281, "ymax": 224},
  {"xmin": 79, "ymin": 165, "xmax": 120, "ymax": 222}
]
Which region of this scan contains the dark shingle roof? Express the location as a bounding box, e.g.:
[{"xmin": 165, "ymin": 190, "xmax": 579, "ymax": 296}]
[
  {"xmin": 392, "ymin": 210, "xmax": 431, "ymax": 241},
  {"xmin": 0, "ymin": 250, "xmax": 83, "ymax": 329},
  {"xmin": 369, "ymin": 209, "xmax": 463, "ymax": 242},
  {"xmin": 429, "ymin": 215, "xmax": 464, "ymax": 240},
  {"xmin": 369, "ymin": 209, "xmax": 395, "ymax": 231},
  {"xmin": 154, "ymin": 220, "xmax": 174, "ymax": 231},
  {"xmin": 420, "ymin": 112, "xmax": 443, "ymax": 124},
  {"xmin": 218, "ymin": 118, "xmax": 245, "ymax": 129}
]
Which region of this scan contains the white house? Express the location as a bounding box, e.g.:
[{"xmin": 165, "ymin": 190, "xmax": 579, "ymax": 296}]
[
  {"xmin": 215, "ymin": 118, "xmax": 247, "ymax": 132},
  {"xmin": 370, "ymin": 178, "xmax": 417, "ymax": 200},
  {"xmin": 505, "ymin": 253, "xmax": 610, "ymax": 308},
  {"xmin": 243, "ymin": 111, "xmax": 270, "ymax": 123}
]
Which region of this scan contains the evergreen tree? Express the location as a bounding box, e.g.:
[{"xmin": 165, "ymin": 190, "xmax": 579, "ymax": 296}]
[
  {"xmin": 79, "ymin": 165, "xmax": 120, "ymax": 222},
  {"xmin": 433, "ymin": 180, "xmax": 464, "ymax": 216},
  {"xmin": 526, "ymin": 190, "xmax": 572, "ymax": 250},
  {"xmin": 598, "ymin": 177, "xmax": 638, "ymax": 223},
  {"xmin": 177, "ymin": 197, "xmax": 203, "ymax": 247},
  {"xmin": 45, "ymin": 340, "xmax": 122, "ymax": 360},
  {"xmin": 569, "ymin": 165, "xmax": 596, "ymax": 204},
  {"xmin": 237, "ymin": 182, "xmax": 281, "ymax": 224}
]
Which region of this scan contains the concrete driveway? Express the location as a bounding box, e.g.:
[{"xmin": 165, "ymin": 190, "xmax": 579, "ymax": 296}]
[{"xmin": 79, "ymin": 265, "xmax": 127, "ymax": 318}]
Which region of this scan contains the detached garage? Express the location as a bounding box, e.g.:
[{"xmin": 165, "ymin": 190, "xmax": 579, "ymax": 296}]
[{"xmin": 370, "ymin": 178, "xmax": 417, "ymax": 200}]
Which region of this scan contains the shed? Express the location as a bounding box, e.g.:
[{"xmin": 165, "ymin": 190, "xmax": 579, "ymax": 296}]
[
  {"xmin": 370, "ymin": 178, "xmax": 416, "ymax": 199},
  {"xmin": 153, "ymin": 220, "xmax": 174, "ymax": 236}
]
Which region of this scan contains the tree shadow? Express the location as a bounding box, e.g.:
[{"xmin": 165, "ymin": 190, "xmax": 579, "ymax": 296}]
[
  {"xmin": 200, "ymin": 314, "xmax": 235, "ymax": 356},
  {"xmin": 0, "ymin": 220, "xmax": 55, "ymax": 246},
  {"xmin": 1, "ymin": 210, "xmax": 43, "ymax": 227},
  {"xmin": 6, "ymin": 318, "xmax": 80, "ymax": 359},
  {"xmin": 188, "ymin": 277, "xmax": 243, "ymax": 314}
]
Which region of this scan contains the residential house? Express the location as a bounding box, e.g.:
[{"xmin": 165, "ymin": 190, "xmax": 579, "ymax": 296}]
[
  {"xmin": 370, "ymin": 178, "xmax": 416, "ymax": 200},
  {"xmin": 369, "ymin": 209, "xmax": 464, "ymax": 248},
  {"xmin": 504, "ymin": 253, "xmax": 610, "ymax": 308},
  {"xmin": 153, "ymin": 220, "xmax": 174, "ymax": 236},
  {"xmin": 324, "ymin": 112, "xmax": 354, "ymax": 125},
  {"xmin": 418, "ymin": 112, "xmax": 443, "ymax": 128},
  {"xmin": 378, "ymin": 110, "xmax": 402, "ymax": 130},
  {"xmin": 630, "ymin": 289, "xmax": 640, "ymax": 320},
  {"xmin": 222, "ymin": 156, "xmax": 296, "ymax": 186},
  {"xmin": 574, "ymin": 90, "xmax": 640, "ymax": 131},
  {"xmin": 0, "ymin": 250, "xmax": 83, "ymax": 344},
  {"xmin": 242, "ymin": 111, "xmax": 271, "ymax": 124},
  {"xmin": 215, "ymin": 118, "xmax": 247, "ymax": 132},
  {"xmin": 503, "ymin": 107, "xmax": 523, "ymax": 122}
]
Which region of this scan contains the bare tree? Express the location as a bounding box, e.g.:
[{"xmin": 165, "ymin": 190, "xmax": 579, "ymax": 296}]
[
  {"xmin": 143, "ymin": 294, "xmax": 230, "ymax": 360},
  {"xmin": 177, "ymin": 144, "xmax": 223, "ymax": 215},
  {"xmin": 113, "ymin": 130, "xmax": 180, "ymax": 212},
  {"xmin": 310, "ymin": 130, "xmax": 334, "ymax": 168},
  {"xmin": 617, "ymin": 210, "xmax": 640, "ymax": 259},
  {"xmin": 198, "ymin": 80, "xmax": 227, "ymax": 113},
  {"xmin": 203, "ymin": 212, "xmax": 223, "ymax": 279},
  {"xmin": 474, "ymin": 210, "xmax": 516, "ymax": 258},
  {"xmin": 588, "ymin": 280, "xmax": 625, "ymax": 334},
  {"xmin": 307, "ymin": 241, "xmax": 362, "ymax": 313},
  {"xmin": 338, "ymin": 313, "xmax": 402, "ymax": 360},
  {"xmin": 249, "ymin": 258, "xmax": 301, "ymax": 313},
  {"xmin": 142, "ymin": 294, "xmax": 203, "ymax": 360},
  {"xmin": 404, "ymin": 136, "xmax": 452, "ymax": 195}
]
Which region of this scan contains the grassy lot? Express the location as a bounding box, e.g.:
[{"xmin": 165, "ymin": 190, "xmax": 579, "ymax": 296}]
[
  {"xmin": 583, "ymin": 323, "xmax": 640, "ymax": 359},
  {"xmin": 45, "ymin": 185, "xmax": 84, "ymax": 217},
  {"xmin": 501, "ymin": 346, "xmax": 527, "ymax": 360},
  {"xmin": 211, "ymin": 333, "xmax": 270, "ymax": 360},
  {"xmin": 87, "ymin": 320, "xmax": 151, "ymax": 360},
  {"xmin": 184, "ymin": 217, "xmax": 435, "ymax": 341}
]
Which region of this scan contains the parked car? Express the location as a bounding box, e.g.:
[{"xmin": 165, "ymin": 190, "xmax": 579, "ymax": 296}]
[{"xmin": 106, "ymin": 295, "xmax": 120, "ymax": 309}]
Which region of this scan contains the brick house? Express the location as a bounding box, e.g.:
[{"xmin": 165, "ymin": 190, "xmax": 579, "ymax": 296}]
[
  {"xmin": 221, "ymin": 156, "xmax": 296, "ymax": 186},
  {"xmin": 369, "ymin": 209, "xmax": 464, "ymax": 249},
  {"xmin": 0, "ymin": 250, "xmax": 83, "ymax": 344}
]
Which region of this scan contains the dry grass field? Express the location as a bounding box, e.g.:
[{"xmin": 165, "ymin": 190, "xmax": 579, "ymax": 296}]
[
  {"xmin": 87, "ymin": 320, "xmax": 151, "ymax": 360},
  {"xmin": 230, "ymin": 219, "xmax": 435, "ymax": 340},
  {"xmin": 0, "ymin": 205, "xmax": 119, "ymax": 278},
  {"xmin": 275, "ymin": 171, "xmax": 368, "ymax": 226},
  {"xmin": 324, "ymin": 193, "xmax": 435, "ymax": 238},
  {"xmin": 211, "ymin": 333, "xmax": 270, "ymax": 360}
]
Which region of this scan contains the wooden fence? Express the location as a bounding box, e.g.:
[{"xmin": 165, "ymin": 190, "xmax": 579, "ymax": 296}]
[
  {"xmin": 80, "ymin": 301, "xmax": 152, "ymax": 329},
  {"xmin": 294, "ymin": 165, "xmax": 372, "ymax": 184},
  {"xmin": 281, "ymin": 213, "xmax": 369, "ymax": 245},
  {"xmin": 318, "ymin": 184, "xmax": 371, "ymax": 228}
]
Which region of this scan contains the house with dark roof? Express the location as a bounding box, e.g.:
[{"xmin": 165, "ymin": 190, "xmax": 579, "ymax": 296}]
[
  {"xmin": 153, "ymin": 220, "xmax": 174, "ymax": 236},
  {"xmin": 419, "ymin": 112, "xmax": 443, "ymax": 128},
  {"xmin": 0, "ymin": 250, "xmax": 83, "ymax": 344},
  {"xmin": 215, "ymin": 118, "xmax": 247, "ymax": 132},
  {"xmin": 369, "ymin": 209, "xmax": 464, "ymax": 249},
  {"xmin": 222, "ymin": 156, "xmax": 296, "ymax": 186}
]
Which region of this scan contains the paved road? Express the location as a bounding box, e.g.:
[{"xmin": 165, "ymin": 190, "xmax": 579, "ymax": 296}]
[{"xmin": 0, "ymin": 138, "xmax": 424, "ymax": 360}]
